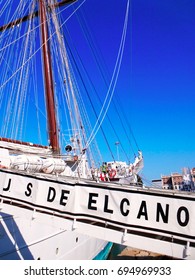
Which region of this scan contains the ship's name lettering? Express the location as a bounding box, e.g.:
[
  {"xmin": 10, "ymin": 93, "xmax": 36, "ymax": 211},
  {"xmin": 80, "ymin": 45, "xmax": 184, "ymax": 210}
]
[
  {"xmin": 88, "ymin": 193, "xmax": 190, "ymax": 227},
  {"xmin": 47, "ymin": 187, "xmax": 70, "ymax": 206},
  {"xmin": 3, "ymin": 179, "xmax": 70, "ymax": 207},
  {"xmin": 2, "ymin": 179, "xmax": 190, "ymax": 227},
  {"xmin": 24, "ymin": 185, "xmax": 70, "ymax": 206}
]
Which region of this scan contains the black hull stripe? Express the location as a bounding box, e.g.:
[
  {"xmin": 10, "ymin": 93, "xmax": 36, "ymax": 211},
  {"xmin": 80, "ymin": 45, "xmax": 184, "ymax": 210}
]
[{"xmin": 1, "ymin": 194, "xmax": 195, "ymax": 242}]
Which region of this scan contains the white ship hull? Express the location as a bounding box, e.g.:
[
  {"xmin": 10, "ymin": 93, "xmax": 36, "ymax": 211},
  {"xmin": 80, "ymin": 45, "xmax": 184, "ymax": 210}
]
[
  {"xmin": 0, "ymin": 205, "xmax": 109, "ymax": 260},
  {"xmin": 0, "ymin": 169, "xmax": 110, "ymax": 260}
]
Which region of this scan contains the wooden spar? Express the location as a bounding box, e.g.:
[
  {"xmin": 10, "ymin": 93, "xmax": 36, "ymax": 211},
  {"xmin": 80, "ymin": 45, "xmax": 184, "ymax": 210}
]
[
  {"xmin": 50, "ymin": 0, "xmax": 77, "ymax": 9},
  {"xmin": 0, "ymin": 11, "xmax": 38, "ymax": 32},
  {"xmin": 0, "ymin": 0, "xmax": 77, "ymax": 32},
  {"xmin": 39, "ymin": 0, "xmax": 59, "ymax": 153}
]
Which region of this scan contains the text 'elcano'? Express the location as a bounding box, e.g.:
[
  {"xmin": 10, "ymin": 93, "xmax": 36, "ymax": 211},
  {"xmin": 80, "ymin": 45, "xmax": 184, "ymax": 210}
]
[{"xmin": 87, "ymin": 192, "xmax": 190, "ymax": 227}]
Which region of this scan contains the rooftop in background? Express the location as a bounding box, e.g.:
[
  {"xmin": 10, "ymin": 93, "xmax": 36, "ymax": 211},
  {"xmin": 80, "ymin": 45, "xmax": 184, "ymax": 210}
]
[{"xmin": 151, "ymin": 167, "xmax": 195, "ymax": 192}]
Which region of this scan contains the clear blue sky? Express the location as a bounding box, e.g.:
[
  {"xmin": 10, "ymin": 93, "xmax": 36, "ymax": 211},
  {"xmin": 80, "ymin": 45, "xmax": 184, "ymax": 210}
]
[
  {"xmin": 130, "ymin": 0, "xmax": 195, "ymax": 180},
  {"xmin": 74, "ymin": 0, "xmax": 195, "ymax": 181}
]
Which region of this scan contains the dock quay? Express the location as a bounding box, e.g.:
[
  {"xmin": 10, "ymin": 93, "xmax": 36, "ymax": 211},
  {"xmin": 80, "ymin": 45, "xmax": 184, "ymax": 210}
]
[{"xmin": 108, "ymin": 245, "xmax": 175, "ymax": 260}]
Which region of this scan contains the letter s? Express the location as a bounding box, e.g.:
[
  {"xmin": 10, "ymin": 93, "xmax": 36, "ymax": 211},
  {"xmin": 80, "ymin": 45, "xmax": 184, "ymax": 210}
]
[{"xmin": 25, "ymin": 183, "xmax": 33, "ymax": 197}]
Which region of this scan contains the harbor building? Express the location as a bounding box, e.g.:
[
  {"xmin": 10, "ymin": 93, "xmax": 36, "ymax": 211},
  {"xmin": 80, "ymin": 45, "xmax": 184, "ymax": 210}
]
[{"xmin": 152, "ymin": 167, "xmax": 195, "ymax": 191}]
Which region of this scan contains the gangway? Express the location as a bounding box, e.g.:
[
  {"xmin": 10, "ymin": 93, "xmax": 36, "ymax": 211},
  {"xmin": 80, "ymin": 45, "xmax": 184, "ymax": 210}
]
[{"xmin": 0, "ymin": 168, "xmax": 195, "ymax": 259}]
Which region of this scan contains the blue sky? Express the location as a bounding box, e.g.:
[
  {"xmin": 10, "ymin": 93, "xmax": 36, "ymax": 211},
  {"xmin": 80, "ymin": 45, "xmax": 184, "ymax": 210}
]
[
  {"xmin": 75, "ymin": 0, "xmax": 195, "ymax": 181},
  {"xmin": 129, "ymin": 0, "xmax": 195, "ymax": 180}
]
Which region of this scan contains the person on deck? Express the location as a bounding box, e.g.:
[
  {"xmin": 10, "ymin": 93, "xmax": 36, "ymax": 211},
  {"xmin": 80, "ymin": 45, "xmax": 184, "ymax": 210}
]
[{"xmin": 100, "ymin": 162, "xmax": 109, "ymax": 181}]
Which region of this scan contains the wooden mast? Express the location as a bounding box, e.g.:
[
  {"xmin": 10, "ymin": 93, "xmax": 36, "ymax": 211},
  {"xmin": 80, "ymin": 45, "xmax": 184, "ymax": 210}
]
[
  {"xmin": 39, "ymin": 0, "xmax": 59, "ymax": 153},
  {"xmin": 38, "ymin": 0, "xmax": 76, "ymax": 154}
]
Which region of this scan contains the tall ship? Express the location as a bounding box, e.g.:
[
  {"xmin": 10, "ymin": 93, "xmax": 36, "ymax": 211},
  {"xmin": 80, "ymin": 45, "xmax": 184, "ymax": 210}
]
[{"xmin": 0, "ymin": 0, "xmax": 143, "ymax": 259}]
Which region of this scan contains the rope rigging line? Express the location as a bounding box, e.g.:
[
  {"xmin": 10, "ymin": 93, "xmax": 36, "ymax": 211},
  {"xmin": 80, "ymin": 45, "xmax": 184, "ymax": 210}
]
[
  {"xmin": 0, "ymin": 0, "xmax": 36, "ymax": 139},
  {"xmin": 75, "ymin": 0, "xmax": 137, "ymax": 160},
  {"xmin": 0, "ymin": 0, "xmax": 86, "ymax": 91},
  {"xmin": 72, "ymin": 5, "xmax": 131, "ymax": 162},
  {"xmin": 84, "ymin": 0, "xmax": 130, "ymax": 150},
  {"xmin": 0, "ymin": 0, "xmax": 87, "ymax": 145},
  {"xmin": 0, "ymin": 0, "xmax": 77, "ymax": 52},
  {"xmin": 51, "ymin": 4, "xmax": 92, "ymax": 157},
  {"xmin": 64, "ymin": 35, "xmax": 116, "ymax": 162}
]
